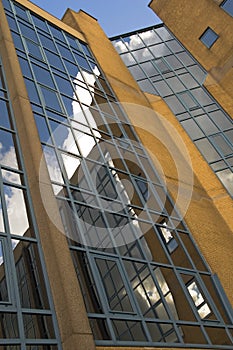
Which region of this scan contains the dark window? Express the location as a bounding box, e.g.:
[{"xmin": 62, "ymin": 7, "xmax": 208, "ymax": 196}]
[
  {"xmin": 221, "ymin": 0, "xmax": 233, "ymax": 17},
  {"xmin": 199, "ymin": 27, "xmax": 219, "ymax": 48}
]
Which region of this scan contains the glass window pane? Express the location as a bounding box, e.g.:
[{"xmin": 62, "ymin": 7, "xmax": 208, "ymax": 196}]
[
  {"xmin": 0, "ymin": 313, "xmax": 19, "ymax": 338},
  {"xmin": 45, "ymin": 50, "xmax": 64, "ymax": 70},
  {"xmin": 196, "ymin": 115, "xmax": 219, "ymax": 135},
  {"xmin": 0, "ymin": 99, "xmax": 11, "ymax": 129},
  {"xmin": 96, "ymin": 258, "xmax": 134, "ymax": 312},
  {"xmin": 49, "ymin": 120, "xmax": 79, "ymax": 155},
  {"xmin": 217, "ymin": 169, "xmax": 233, "ymax": 196},
  {"xmin": 18, "ymin": 56, "xmax": 32, "ymax": 78},
  {"xmin": 40, "ymin": 86, "xmax": 62, "ymax": 112},
  {"xmin": 24, "ymin": 78, "xmax": 40, "ymax": 104},
  {"xmin": 0, "ymin": 130, "xmax": 19, "ymax": 169},
  {"xmin": 166, "ymin": 76, "xmax": 185, "ymax": 93},
  {"xmin": 4, "ymin": 186, "xmax": 29, "ymax": 236},
  {"xmin": 23, "ymin": 314, "xmax": 55, "ymax": 338},
  {"xmin": 13, "ymin": 239, "xmax": 50, "ymax": 309},
  {"xmin": 39, "ymin": 33, "xmax": 56, "ymax": 51},
  {"xmin": 43, "ymin": 145, "xmax": 64, "ymax": 183},
  {"xmin": 25, "ymin": 39, "xmax": 43, "ymax": 60},
  {"xmin": 34, "ymin": 114, "xmax": 51, "ymax": 143},
  {"xmin": 200, "ymin": 27, "xmax": 219, "ymax": 48},
  {"xmin": 18, "ymin": 22, "xmax": 38, "ymax": 42},
  {"xmin": 32, "ymin": 64, "xmax": 55, "ymax": 88},
  {"xmin": 209, "ymin": 110, "xmax": 233, "ymax": 130},
  {"xmin": 195, "ymin": 139, "xmax": 221, "ymax": 162},
  {"xmin": 0, "ymin": 240, "xmax": 9, "ymax": 301},
  {"xmin": 164, "ymin": 95, "xmax": 186, "ymax": 114},
  {"xmin": 210, "ymin": 134, "xmax": 233, "ymax": 156},
  {"xmin": 221, "ymin": 0, "xmax": 233, "ymax": 17}
]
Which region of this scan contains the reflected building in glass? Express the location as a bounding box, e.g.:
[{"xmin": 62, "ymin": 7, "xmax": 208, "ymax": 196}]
[{"xmin": 0, "ymin": 0, "xmax": 232, "ymax": 349}]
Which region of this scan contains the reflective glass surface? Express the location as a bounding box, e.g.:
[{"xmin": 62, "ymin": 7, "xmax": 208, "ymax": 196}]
[
  {"xmin": 112, "ymin": 25, "xmax": 233, "ymax": 197},
  {"xmin": 221, "ymin": 0, "xmax": 233, "ymax": 17},
  {"xmin": 199, "ymin": 27, "xmax": 219, "ymax": 48},
  {"xmin": 0, "ymin": 3, "xmax": 61, "ymax": 346},
  {"xmin": 3, "ymin": 0, "xmax": 233, "ymax": 348}
]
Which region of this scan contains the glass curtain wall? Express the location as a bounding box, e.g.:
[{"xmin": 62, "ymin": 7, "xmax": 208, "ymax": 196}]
[
  {"xmin": 2, "ymin": 0, "xmax": 233, "ymax": 348},
  {"xmin": 0, "ymin": 56, "xmax": 61, "ymax": 349},
  {"xmin": 112, "ymin": 25, "xmax": 233, "ymax": 196}
]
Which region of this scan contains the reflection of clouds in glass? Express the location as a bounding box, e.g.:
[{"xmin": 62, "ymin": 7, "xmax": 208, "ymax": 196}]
[
  {"xmin": 61, "ymin": 153, "xmax": 80, "ymax": 180},
  {"xmin": 114, "ymin": 30, "xmax": 154, "ymax": 53},
  {"xmin": 114, "ymin": 29, "xmax": 169, "ymax": 65},
  {"xmin": 187, "ymin": 281, "xmax": 211, "ymax": 318},
  {"xmin": 0, "ymin": 143, "xmax": 18, "ymax": 169},
  {"xmin": 0, "ymin": 146, "xmax": 28, "ymax": 236},
  {"xmin": 2, "ymin": 170, "xmax": 21, "ymax": 185},
  {"xmin": 43, "ymin": 147, "xmax": 63, "ymax": 185},
  {"xmin": 4, "ymin": 186, "xmax": 29, "ymax": 236}
]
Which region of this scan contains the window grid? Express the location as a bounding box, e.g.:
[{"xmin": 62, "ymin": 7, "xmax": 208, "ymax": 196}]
[
  {"xmin": 0, "ymin": 54, "xmax": 62, "ymax": 348},
  {"xmin": 112, "ymin": 25, "xmax": 233, "ymax": 197},
  {"xmin": 3, "ymin": 0, "xmax": 233, "ymax": 348}
]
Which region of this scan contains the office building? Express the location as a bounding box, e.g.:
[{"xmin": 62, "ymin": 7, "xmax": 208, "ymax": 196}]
[{"xmin": 0, "ymin": 0, "xmax": 232, "ymax": 349}]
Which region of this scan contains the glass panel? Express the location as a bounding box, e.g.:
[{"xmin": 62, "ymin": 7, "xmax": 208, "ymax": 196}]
[
  {"xmin": 0, "ymin": 197, "xmax": 5, "ymax": 233},
  {"xmin": 210, "ymin": 134, "xmax": 233, "ymax": 156},
  {"xmin": 0, "ymin": 99, "xmax": 11, "ymax": 129},
  {"xmin": 0, "ymin": 313, "xmax": 19, "ymax": 338},
  {"xmin": 18, "ymin": 22, "xmax": 38, "ymax": 42},
  {"xmin": 217, "ymin": 169, "xmax": 233, "ymax": 196},
  {"xmin": 221, "ymin": 0, "xmax": 233, "ymax": 17},
  {"xmin": 0, "ymin": 240, "xmax": 9, "ymax": 302},
  {"xmin": 196, "ymin": 114, "xmax": 219, "ymax": 135},
  {"xmin": 89, "ymin": 318, "xmax": 111, "ymax": 340},
  {"xmin": 40, "ymin": 86, "xmax": 62, "ymax": 112},
  {"xmin": 32, "ymin": 64, "xmax": 55, "ymax": 88},
  {"xmin": 112, "ymin": 320, "xmax": 147, "ymax": 341},
  {"xmin": 49, "ymin": 120, "xmax": 79, "ymax": 155},
  {"xmin": 205, "ymin": 326, "xmax": 232, "ymax": 345},
  {"xmin": 13, "ymin": 239, "xmax": 50, "ymax": 309},
  {"xmin": 24, "ymin": 78, "xmax": 40, "ymax": 104},
  {"xmin": 209, "ymin": 110, "xmax": 233, "ymax": 130},
  {"xmin": 200, "ymin": 27, "xmax": 219, "ymax": 48},
  {"xmin": 34, "ymin": 114, "xmax": 51, "ymax": 143},
  {"xmin": 181, "ymin": 119, "xmax": 204, "ymax": 139},
  {"xmin": 23, "ymin": 314, "xmax": 55, "ymax": 338},
  {"xmin": 43, "ymin": 145, "xmax": 63, "ymax": 183},
  {"xmin": 179, "ymin": 324, "xmax": 207, "ymax": 344},
  {"xmin": 187, "ymin": 280, "xmax": 211, "ymax": 318},
  {"xmin": 25, "ymin": 39, "xmax": 43, "ymax": 60},
  {"xmin": 39, "ymin": 34, "xmax": 56, "ymax": 51},
  {"xmin": 0, "ymin": 130, "xmax": 19, "ymax": 169},
  {"xmin": 164, "ymin": 96, "xmax": 186, "ymax": 114},
  {"xmin": 166, "ymin": 76, "xmax": 185, "ymax": 93},
  {"xmin": 95, "ymin": 258, "xmax": 134, "ymax": 312},
  {"xmin": 4, "ymin": 186, "xmax": 30, "ymax": 236},
  {"xmin": 18, "ymin": 56, "xmax": 32, "ymax": 78},
  {"xmin": 195, "ymin": 139, "xmax": 221, "ymax": 162},
  {"xmin": 129, "ymin": 65, "xmax": 145, "ymax": 80}
]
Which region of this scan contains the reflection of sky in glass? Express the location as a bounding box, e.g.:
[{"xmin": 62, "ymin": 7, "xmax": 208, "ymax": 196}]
[
  {"xmin": 188, "ymin": 281, "xmax": 211, "ymax": 318},
  {"xmin": 4, "ymin": 185, "xmax": 29, "ymax": 236},
  {"xmin": 0, "ymin": 130, "xmax": 18, "ymax": 169}
]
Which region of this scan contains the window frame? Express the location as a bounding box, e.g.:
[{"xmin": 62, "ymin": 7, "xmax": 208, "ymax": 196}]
[{"xmin": 199, "ymin": 27, "xmax": 219, "ymax": 49}]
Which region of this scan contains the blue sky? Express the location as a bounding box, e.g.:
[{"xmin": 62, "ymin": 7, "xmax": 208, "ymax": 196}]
[{"xmin": 31, "ymin": 0, "xmax": 161, "ymax": 37}]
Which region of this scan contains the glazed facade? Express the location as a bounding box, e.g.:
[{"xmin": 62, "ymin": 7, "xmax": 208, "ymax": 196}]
[
  {"xmin": 112, "ymin": 25, "xmax": 233, "ymax": 197},
  {"xmin": 0, "ymin": 0, "xmax": 232, "ymax": 349}
]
